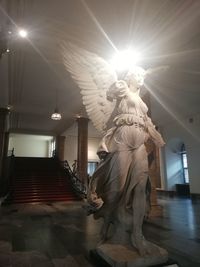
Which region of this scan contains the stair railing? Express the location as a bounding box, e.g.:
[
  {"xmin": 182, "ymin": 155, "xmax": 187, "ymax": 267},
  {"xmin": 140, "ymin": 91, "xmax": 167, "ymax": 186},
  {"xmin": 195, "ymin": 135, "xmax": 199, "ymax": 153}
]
[{"xmin": 61, "ymin": 160, "xmax": 87, "ymax": 198}]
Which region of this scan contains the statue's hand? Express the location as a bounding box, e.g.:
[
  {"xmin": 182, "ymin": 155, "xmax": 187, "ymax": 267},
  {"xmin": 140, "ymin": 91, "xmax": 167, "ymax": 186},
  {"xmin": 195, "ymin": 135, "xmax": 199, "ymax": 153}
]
[
  {"xmin": 146, "ymin": 118, "xmax": 165, "ymax": 147},
  {"xmin": 115, "ymin": 80, "xmax": 129, "ymax": 97},
  {"xmin": 107, "ymin": 80, "xmax": 129, "ymax": 99},
  {"xmin": 88, "ymin": 191, "xmax": 104, "ymax": 210},
  {"xmin": 115, "ymin": 80, "xmax": 127, "ymax": 89}
]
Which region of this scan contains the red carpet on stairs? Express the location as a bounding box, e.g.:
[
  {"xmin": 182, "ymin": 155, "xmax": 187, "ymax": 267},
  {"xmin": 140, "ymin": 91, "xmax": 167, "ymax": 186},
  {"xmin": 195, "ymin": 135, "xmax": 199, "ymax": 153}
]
[{"xmin": 11, "ymin": 157, "xmax": 80, "ymax": 204}]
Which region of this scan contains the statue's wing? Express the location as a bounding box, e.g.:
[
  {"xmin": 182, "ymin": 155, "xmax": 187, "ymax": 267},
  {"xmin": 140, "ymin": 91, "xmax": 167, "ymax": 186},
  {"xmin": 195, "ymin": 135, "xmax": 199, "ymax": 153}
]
[{"xmin": 62, "ymin": 42, "xmax": 117, "ymax": 133}]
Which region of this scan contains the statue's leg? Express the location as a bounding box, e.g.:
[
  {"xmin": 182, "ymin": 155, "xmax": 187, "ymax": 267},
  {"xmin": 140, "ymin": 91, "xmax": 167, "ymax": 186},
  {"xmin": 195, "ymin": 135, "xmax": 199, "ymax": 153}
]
[
  {"xmin": 131, "ymin": 173, "xmax": 149, "ymax": 256},
  {"xmin": 99, "ymin": 212, "xmax": 111, "ymax": 243}
]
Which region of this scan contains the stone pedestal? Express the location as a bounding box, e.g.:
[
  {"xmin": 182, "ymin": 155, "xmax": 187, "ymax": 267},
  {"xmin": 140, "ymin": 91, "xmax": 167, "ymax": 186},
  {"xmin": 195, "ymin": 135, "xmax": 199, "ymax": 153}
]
[{"xmin": 95, "ymin": 243, "xmax": 169, "ymax": 267}]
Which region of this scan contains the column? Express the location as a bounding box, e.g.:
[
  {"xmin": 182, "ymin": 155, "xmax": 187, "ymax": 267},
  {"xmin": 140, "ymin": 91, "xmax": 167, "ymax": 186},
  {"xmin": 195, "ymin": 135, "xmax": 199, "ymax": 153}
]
[
  {"xmin": 56, "ymin": 135, "xmax": 66, "ymax": 161},
  {"xmin": 77, "ymin": 117, "xmax": 89, "ymax": 186},
  {"xmin": 142, "ymin": 92, "xmax": 163, "ymax": 217},
  {"xmin": 145, "ymin": 139, "xmax": 163, "ymax": 217},
  {"xmin": 0, "ymin": 108, "xmax": 10, "ymax": 192}
]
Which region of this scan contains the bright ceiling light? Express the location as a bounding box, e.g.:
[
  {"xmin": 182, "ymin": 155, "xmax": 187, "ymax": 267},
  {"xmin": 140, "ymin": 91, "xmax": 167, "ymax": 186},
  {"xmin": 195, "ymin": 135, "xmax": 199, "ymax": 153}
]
[
  {"xmin": 110, "ymin": 49, "xmax": 142, "ymax": 72},
  {"xmin": 51, "ymin": 108, "xmax": 62, "ymax": 120},
  {"xmin": 18, "ymin": 29, "xmax": 28, "ymax": 38}
]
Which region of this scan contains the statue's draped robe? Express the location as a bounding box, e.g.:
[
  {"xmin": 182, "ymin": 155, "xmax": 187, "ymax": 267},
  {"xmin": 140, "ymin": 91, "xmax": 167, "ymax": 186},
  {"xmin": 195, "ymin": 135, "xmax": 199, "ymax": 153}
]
[{"xmin": 89, "ymin": 91, "xmax": 150, "ymax": 216}]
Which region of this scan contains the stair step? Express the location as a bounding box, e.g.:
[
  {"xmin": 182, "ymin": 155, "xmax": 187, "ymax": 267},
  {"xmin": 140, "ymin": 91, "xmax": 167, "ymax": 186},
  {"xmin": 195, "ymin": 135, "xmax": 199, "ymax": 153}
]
[
  {"xmin": 11, "ymin": 157, "xmax": 81, "ymax": 204},
  {"xmin": 13, "ymin": 193, "xmax": 76, "ymax": 199},
  {"xmin": 12, "ymin": 198, "xmax": 78, "ymax": 204},
  {"xmin": 12, "ymin": 182, "xmax": 69, "ymax": 185},
  {"xmin": 12, "ymin": 188, "xmax": 75, "ymax": 192},
  {"xmin": 13, "ymin": 189, "xmax": 74, "ymax": 195},
  {"xmin": 14, "ymin": 182, "xmax": 68, "ymax": 184},
  {"xmin": 12, "ymin": 186, "xmax": 73, "ymax": 190},
  {"xmin": 13, "ymin": 196, "xmax": 77, "ymax": 200},
  {"xmin": 12, "ymin": 196, "xmax": 78, "ymax": 201}
]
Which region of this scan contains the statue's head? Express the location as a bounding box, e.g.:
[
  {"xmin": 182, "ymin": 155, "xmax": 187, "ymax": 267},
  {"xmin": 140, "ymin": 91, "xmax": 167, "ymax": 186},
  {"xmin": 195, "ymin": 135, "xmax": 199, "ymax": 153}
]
[{"xmin": 125, "ymin": 66, "xmax": 146, "ymax": 89}]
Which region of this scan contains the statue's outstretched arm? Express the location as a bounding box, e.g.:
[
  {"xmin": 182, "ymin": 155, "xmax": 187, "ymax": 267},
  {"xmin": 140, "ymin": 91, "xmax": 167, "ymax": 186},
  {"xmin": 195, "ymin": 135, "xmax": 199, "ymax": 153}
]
[{"xmin": 145, "ymin": 116, "xmax": 165, "ymax": 147}]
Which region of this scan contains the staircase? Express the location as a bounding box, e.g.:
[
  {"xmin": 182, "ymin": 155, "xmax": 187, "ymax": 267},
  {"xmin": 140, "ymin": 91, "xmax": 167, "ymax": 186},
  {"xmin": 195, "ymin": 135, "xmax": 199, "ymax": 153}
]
[{"xmin": 10, "ymin": 157, "xmax": 80, "ymax": 204}]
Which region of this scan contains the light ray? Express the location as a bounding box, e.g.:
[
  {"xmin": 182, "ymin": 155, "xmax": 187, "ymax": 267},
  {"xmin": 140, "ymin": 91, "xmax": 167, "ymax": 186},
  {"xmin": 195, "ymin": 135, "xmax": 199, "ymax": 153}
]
[
  {"xmin": 144, "ymin": 82, "xmax": 200, "ymax": 143},
  {"xmin": 145, "ymin": 48, "xmax": 200, "ymax": 62},
  {"xmin": 0, "ymin": 4, "xmax": 18, "ymax": 29},
  {"xmin": 143, "ymin": 1, "xmax": 200, "ymax": 53},
  {"xmin": 0, "ymin": 3, "xmax": 70, "ymax": 91},
  {"xmin": 180, "ymin": 70, "xmax": 200, "ymax": 75},
  {"xmin": 80, "ymin": 0, "xmax": 118, "ymax": 52}
]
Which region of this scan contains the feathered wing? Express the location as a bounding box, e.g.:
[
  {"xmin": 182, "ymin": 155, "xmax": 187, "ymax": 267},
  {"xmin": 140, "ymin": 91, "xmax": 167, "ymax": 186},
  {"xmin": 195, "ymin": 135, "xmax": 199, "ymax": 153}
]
[{"xmin": 62, "ymin": 42, "xmax": 117, "ymax": 133}]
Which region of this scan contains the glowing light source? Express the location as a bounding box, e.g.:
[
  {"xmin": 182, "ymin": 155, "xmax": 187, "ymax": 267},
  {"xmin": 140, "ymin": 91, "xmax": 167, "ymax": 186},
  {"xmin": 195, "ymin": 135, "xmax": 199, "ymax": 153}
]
[
  {"xmin": 18, "ymin": 29, "xmax": 28, "ymax": 38},
  {"xmin": 51, "ymin": 89, "xmax": 61, "ymax": 120},
  {"xmin": 110, "ymin": 49, "xmax": 142, "ymax": 72},
  {"xmin": 51, "ymin": 108, "xmax": 62, "ymax": 120}
]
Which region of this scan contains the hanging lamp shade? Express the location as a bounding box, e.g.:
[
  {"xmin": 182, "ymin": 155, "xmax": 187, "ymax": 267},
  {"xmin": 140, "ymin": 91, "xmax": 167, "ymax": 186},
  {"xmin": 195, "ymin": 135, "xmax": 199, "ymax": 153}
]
[{"xmin": 51, "ymin": 108, "xmax": 62, "ymax": 120}]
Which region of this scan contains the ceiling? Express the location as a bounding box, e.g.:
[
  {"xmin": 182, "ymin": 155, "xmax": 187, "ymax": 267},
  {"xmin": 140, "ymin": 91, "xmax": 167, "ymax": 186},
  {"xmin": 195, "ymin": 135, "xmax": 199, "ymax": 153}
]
[{"xmin": 0, "ymin": 0, "xmax": 200, "ymax": 135}]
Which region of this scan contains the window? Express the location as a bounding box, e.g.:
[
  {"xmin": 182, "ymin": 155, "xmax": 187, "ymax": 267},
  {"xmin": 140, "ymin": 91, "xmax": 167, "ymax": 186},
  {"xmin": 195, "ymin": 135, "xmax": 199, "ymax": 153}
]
[
  {"xmin": 51, "ymin": 139, "xmax": 56, "ymax": 157},
  {"xmin": 181, "ymin": 144, "xmax": 189, "ymax": 183},
  {"xmin": 87, "ymin": 162, "xmax": 98, "ymax": 177}
]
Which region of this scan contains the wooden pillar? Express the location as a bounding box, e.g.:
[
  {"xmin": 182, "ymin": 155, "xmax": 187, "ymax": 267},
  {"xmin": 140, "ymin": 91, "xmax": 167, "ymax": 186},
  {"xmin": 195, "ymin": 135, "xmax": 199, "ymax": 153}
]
[
  {"xmin": 2, "ymin": 131, "xmax": 10, "ymax": 170},
  {"xmin": 0, "ymin": 108, "xmax": 10, "ymax": 193},
  {"xmin": 3, "ymin": 132, "xmax": 10, "ymax": 159},
  {"xmin": 56, "ymin": 136, "xmax": 66, "ymax": 161},
  {"xmin": 77, "ymin": 117, "xmax": 88, "ymax": 186},
  {"xmin": 146, "ymin": 139, "xmax": 163, "ymax": 217},
  {"xmin": 142, "ymin": 92, "xmax": 163, "ymax": 217}
]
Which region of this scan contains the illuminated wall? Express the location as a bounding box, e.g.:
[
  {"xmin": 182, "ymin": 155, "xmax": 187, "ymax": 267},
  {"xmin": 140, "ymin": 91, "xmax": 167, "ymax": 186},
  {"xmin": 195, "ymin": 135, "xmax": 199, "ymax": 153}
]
[
  {"xmin": 161, "ymin": 117, "xmax": 200, "ymax": 194},
  {"xmin": 8, "ymin": 134, "xmax": 53, "ymax": 158}
]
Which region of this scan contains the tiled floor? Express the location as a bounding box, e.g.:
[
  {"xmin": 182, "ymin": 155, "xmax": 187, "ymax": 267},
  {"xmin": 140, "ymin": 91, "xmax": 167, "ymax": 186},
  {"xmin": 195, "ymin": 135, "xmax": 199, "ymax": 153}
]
[
  {"xmin": 145, "ymin": 196, "xmax": 200, "ymax": 267},
  {"xmin": 0, "ymin": 196, "xmax": 200, "ymax": 267}
]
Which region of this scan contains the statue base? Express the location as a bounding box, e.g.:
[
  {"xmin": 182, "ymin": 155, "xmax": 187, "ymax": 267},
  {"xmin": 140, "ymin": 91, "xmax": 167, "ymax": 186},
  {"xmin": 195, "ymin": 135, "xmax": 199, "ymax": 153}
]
[{"xmin": 94, "ymin": 243, "xmax": 169, "ymax": 267}]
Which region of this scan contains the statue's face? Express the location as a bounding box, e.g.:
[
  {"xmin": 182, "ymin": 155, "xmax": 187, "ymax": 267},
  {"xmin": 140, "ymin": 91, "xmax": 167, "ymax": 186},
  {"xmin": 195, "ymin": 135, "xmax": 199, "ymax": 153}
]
[{"xmin": 125, "ymin": 67, "xmax": 146, "ymax": 89}]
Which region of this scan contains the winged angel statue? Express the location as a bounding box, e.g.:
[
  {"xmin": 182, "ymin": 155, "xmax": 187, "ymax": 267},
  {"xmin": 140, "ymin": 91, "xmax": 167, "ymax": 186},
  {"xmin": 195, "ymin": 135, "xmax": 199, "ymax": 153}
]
[{"xmin": 62, "ymin": 43, "xmax": 166, "ymax": 257}]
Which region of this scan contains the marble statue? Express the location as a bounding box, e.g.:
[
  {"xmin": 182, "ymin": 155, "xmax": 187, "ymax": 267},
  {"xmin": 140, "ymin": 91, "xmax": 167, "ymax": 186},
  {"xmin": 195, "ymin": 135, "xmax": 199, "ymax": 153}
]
[{"xmin": 62, "ymin": 43, "xmax": 169, "ymax": 266}]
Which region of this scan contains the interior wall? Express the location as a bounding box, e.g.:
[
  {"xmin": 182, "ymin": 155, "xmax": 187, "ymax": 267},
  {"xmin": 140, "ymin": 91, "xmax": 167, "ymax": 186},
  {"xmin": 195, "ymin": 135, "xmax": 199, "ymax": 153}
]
[
  {"xmin": 62, "ymin": 115, "xmax": 200, "ymax": 194},
  {"xmin": 64, "ymin": 134, "xmax": 77, "ymax": 167},
  {"xmin": 62, "ymin": 121, "xmax": 101, "ymax": 168},
  {"xmin": 9, "ymin": 134, "xmax": 53, "ymax": 158},
  {"xmin": 88, "ymin": 138, "xmax": 101, "ymax": 161},
  {"xmin": 161, "ymin": 117, "xmax": 200, "ymax": 194},
  {"xmin": 164, "ymin": 138, "xmax": 184, "ymax": 191}
]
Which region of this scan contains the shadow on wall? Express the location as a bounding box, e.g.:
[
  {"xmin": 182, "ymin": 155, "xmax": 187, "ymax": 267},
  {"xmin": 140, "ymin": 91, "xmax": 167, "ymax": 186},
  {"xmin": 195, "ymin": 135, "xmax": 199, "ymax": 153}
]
[{"xmin": 165, "ymin": 137, "xmax": 189, "ymax": 191}]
